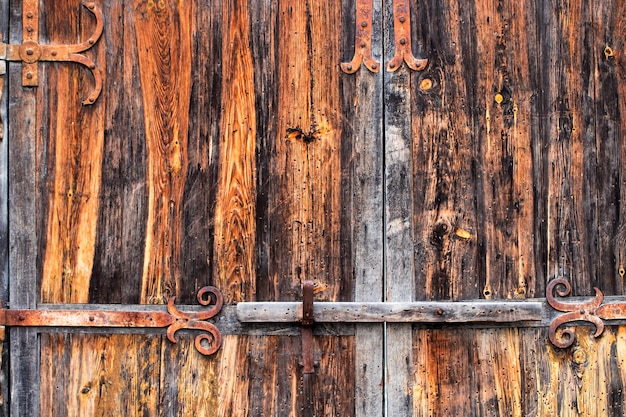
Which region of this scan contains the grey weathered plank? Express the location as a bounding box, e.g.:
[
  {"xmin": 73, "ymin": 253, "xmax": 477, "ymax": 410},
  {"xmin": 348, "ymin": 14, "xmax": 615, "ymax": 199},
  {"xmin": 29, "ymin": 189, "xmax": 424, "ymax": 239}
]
[
  {"xmin": 237, "ymin": 301, "xmax": 543, "ymax": 323},
  {"xmin": 8, "ymin": 1, "xmax": 39, "ymax": 416},
  {"xmin": 0, "ymin": 0, "xmax": 9, "ymax": 414},
  {"xmin": 349, "ymin": 0, "xmax": 385, "ymax": 414},
  {"xmin": 383, "ymin": 0, "xmax": 417, "ymax": 413}
]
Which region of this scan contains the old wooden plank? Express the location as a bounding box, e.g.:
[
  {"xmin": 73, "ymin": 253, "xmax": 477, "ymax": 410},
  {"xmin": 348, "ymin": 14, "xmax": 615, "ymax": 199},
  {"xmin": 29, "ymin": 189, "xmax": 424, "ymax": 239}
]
[
  {"xmin": 40, "ymin": 334, "xmax": 161, "ymax": 417},
  {"xmin": 177, "ymin": 0, "xmax": 223, "ymax": 304},
  {"xmin": 8, "ymin": 0, "xmax": 39, "ymax": 415},
  {"xmin": 38, "ymin": 0, "xmax": 106, "ymax": 303},
  {"xmin": 383, "ymin": 0, "xmax": 419, "ymax": 412},
  {"xmin": 212, "ymin": 0, "xmax": 257, "ymax": 305},
  {"xmin": 593, "ymin": 0, "xmax": 626, "ymax": 295},
  {"xmin": 131, "ymin": 0, "xmax": 193, "ymax": 304},
  {"xmin": 410, "ymin": 0, "xmax": 480, "ymax": 302},
  {"xmin": 159, "ymin": 335, "xmax": 219, "ymax": 416},
  {"xmin": 470, "ymin": 0, "xmax": 536, "ymax": 300},
  {"xmin": 267, "ymin": 0, "xmax": 347, "ymax": 303},
  {"xmin": 237, "ymin": 300, "xmax": 543, "ymax": 322},
  {"xmin": 538, "ymin": 0, "xmax": 591, "ymax": 294},
  {"xmin": 345, "ymin": 0, "xmax": 385, "ymax": 413},
  {"xmin": 613, "ymin": 0, "xmax": 626, "ymax": 296},
  {"xmin": 89, "ymin": 0, "xmax": 148, "ymax": 304}
]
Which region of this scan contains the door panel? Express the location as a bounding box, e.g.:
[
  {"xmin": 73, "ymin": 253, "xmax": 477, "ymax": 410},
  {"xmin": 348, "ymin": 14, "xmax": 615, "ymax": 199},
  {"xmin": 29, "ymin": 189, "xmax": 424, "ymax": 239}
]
[
  {"xmin": 384, "ymin": 0, "xmax": 626, "ymax": 415},
  {"xmin": 7, "ymin": 0, "xmax": 382, "ymax": 415}
]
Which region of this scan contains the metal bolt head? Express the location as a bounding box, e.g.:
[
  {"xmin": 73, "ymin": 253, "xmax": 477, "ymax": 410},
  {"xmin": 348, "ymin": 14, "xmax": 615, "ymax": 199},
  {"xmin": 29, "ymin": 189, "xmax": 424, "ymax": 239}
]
[
  {"xmin": 26, "ymin": 73, "xmax": 33, "ymax": 79},
  {"xmin": 400, "ymin": 38, "xmax": 407, "ymax": 45},
  {"xmin": 51, "ymin": 50, "xmax": 57, "ymax": 56},
  {"xmin": 399, "ymin": 16, "xmax": 406, "ymax": 23},
  {"xmin": 26, "ymin": 12, "xmax": 33, "ymax": 18},
  {"xmin": 26, "ymin": 48, "xmax": 34, "ymax": 55},
  {"xmin": 361, "ymin": 21, "xmax": 368, "ymax": 27}
]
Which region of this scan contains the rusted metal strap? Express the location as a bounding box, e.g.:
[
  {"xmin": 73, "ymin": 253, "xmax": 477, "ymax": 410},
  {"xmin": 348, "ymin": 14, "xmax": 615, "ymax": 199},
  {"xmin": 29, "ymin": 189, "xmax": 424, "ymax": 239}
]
[
  {"xmin": 547, "ymin": 278, "xmax": 626, "ymax": 349},
  {"xmin": 0, "ymin": 286, "xmax": 223, "ymax": 356},
  {"xmin": 341, "ymin": 0, "xmax": 379, "ymax": 74},
  {"xmin": 1, "ymin": 1, "xmax": 103, "ymax": 104},
  {"xmin": 301, "ymin": 280, "xmax": 315, "ymax": 373},
  {"xmin": 387, "ymin": 0, "xmax": 428, "ymax": 72}
]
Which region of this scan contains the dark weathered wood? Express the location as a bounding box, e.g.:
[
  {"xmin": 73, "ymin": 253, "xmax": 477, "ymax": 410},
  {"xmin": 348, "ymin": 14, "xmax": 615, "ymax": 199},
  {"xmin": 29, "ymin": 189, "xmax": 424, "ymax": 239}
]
[
  {"xmin": 238, "ymin": 300, "xmax": 543, "ymax": 323},
  {"xmin": 37, "ymin": 0, "xmax": 106, "ymax": 304},
  {"xmin": 8, "ymin": 0, "xmax": 39, "ymax": 415}
]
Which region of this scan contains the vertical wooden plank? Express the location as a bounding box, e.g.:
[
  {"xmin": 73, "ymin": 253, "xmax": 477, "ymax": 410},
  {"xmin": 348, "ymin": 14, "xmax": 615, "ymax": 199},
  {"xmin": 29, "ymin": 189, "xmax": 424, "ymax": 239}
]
[
  {"xmin": 268, "ymin": 0, "xmax": 347, "ymax": 302},
  {"xmin": 89, "ymin": 0, "xmax": 148, "ymax": 304},
  {"xmin": 539, "ymin": 0, "xmax": 591, "ymax": 294},
  {"xmin": 158, "ymin": 337, "xmax": 219, "ymax": 417},
  {"xmin": 132, "ymin": 0, "xmax": 193, "ymax": 304},
  {"xmin": 38, "ymin": 0, "xmax": 106, "ymax": 303},
  {"xmin": 212, "ymin": 0, "xmax": 257, "ymax": 305},
  {"xmin": 40, "ymin": 334, "xmax": 161, "ymax": 417},
  {"xmin": 593, "ymin": 0, "xmax": 626, "ymax": 295},
  {"xmin": 351, "ymin": 0, "xmax": 385, "ymax": 413},
  {"xmin": 471, "ymin": 0, "xmax": 537, "ymax": 300},
  {"xmin": 383, "ymin": 0, "xmax": 416, "ymax": 412},
  {"xmin": 8, "ymin": 0, "xmax": 39, "ymax": 414}
]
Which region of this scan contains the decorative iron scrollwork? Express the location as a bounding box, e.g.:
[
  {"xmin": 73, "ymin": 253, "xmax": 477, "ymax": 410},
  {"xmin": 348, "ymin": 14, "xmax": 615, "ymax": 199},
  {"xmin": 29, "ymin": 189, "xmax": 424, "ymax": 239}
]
[{"xmin": 547, "ymin": 278, "xmax": 626, "ymax": 349}]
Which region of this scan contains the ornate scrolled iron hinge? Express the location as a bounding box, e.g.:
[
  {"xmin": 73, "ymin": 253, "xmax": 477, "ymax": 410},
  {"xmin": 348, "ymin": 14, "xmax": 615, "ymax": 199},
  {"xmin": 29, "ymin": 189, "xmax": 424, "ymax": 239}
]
[
  {"xmin": 341, "ymin": 0, "xmax": 427, "ymax": 74},
  {"xmin": 0, "ymin": 0, "xmax": 103, "ymax": 104},
  {"xmin": 0, "ymin": 286, "xmax": 224, "ymax": 356},
  {"xmin": 547, "ymin": 278, "xmax": 626, "ymax": 349}
]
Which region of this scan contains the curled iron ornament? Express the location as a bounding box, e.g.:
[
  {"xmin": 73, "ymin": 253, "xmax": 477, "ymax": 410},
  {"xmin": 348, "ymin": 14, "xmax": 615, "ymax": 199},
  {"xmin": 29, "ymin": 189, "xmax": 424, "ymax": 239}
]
[{"xmin": 166, "ymin": 286, "xmax": 224, "ymax": 356}]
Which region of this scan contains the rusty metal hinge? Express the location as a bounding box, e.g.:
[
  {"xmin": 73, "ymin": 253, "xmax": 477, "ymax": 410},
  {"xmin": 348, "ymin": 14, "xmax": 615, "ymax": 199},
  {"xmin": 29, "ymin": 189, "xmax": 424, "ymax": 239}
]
[
  {"xmin": 341, "ymin": 0, "xmax": 427, "ymax": 74},
  {"xmin": 0, "ymin": 286, "xmax": 223, "ymax": 356},
  {"xmin": 547, "ymin": 278, "xmax": 626, "ymax": 348},
  {"xmin": 0, "ymin": 0, "xmax": 103, "ymax": 104}
]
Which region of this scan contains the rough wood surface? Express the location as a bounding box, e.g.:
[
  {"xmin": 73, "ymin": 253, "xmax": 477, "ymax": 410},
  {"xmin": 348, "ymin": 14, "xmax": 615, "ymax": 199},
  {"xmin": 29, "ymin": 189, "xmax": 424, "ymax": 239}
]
[
  {"xmin": 237, "ymin": 300, "xmax": 543, "ymax": 322},
  {"xmin": 8, "ymin": 1, "xmax": 40, "ymax": 416}
]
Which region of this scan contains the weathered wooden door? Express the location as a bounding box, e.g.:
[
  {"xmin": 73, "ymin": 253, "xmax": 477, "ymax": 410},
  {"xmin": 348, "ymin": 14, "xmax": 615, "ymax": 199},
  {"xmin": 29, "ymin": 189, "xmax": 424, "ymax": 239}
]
[{"xmin": 1, "ymin": 0, "xmax": 625, "ymax": 416}]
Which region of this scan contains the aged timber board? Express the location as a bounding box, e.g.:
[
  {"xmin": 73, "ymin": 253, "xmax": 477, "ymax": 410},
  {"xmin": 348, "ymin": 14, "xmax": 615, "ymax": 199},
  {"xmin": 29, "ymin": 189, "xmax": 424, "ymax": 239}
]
[
  {"xmin": 7, "ymin": 0, "xmax": 382, "ymax": 415},
  {"xmin": 383, "ymin": 0, "xmax": 626, "ymax": 415}
]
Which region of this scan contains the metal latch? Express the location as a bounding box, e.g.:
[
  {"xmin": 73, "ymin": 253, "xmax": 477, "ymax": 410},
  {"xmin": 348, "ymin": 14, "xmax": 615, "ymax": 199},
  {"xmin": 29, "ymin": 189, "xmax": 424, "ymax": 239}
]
[
  {"xmin": 0, "ymin": 286, "xmax": 224, "ymax": 356},
  {"xmin": 0, "ymin": 0, "xmax": 103, "ymax": 104}
]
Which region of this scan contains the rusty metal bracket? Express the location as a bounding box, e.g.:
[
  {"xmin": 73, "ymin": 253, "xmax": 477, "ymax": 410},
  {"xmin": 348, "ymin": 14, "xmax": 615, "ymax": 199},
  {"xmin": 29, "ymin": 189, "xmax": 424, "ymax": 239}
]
[
  {"xmin": 301, "ymin": 280, "xmax": 315, "ymax": 373},
  {"xmin": 547, "ymin": 278, "xmax": 626, "ymax": 349},
  {"xmin": 0, "ymin": 286, "xmax": 223, "ymax": 356},
  {"xmin": 1, "ymin": 0, "xmax": 103, "ymax": 104},
  {"xmin": 386, "ymin": 0, "xmax": 428, "ymax": 72},
  {"xmin": 341, "ymin": 0, "xmax": 380, "ymax": 74}
]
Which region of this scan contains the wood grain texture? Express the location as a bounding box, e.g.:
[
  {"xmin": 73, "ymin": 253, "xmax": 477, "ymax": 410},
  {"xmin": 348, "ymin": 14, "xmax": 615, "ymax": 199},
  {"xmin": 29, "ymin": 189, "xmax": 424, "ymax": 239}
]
[
  {"xmin": 40, "ymin": 334, "xmax": 161, "ymax": 417},
  {"xmin": 8, "ymin": 1, "xmax": 40, "ymax": 415},
  {"xmin": 38, "ymin": 0, "xmax": 106, "ymax": 303},
  {"xmin": 212, "ymin": 0, "xmax": 256, "ymax": 305},
  {"xmin": 133, "ymin": 0, "xmax": 193, "ymax": 304},
  {"xmin": 268, "ymin": 0, "xmax": 347, "ymax": 302}
]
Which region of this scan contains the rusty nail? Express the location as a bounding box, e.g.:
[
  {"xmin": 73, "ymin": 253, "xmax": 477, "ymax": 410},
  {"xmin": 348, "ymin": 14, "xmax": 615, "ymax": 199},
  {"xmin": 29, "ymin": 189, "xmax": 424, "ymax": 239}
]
[
  {"xmin": 26, "ymin": 73, "xmax": 33, "ymax": 80},
  {"xmin": 360, "ymin": 42, "xmax": 366, "ymax": 48},
  {"xmin": 90, "ymin": 64, "xmax": 96, "ymax": 69},
  {"xmin": 361, "ymin": 21, "xmax": 368, "ymax": 28},
  {"xmin": 400, "ymin": 38, "xmax": 407, "ymax": 45},
  {"xmin": 435, "ymin": 308, "xmax": 444, "ymax": 316},
  {"xmin": 26, "ymin": 49, "xmax": 34, "ymax": 55},
  {"xmin": 18, "ymin": 315, "xmax": 25, "ymax": 321},
  {"xmin": 389, "ymin": 63, "xmax": 396, "ymax": 69},
  {"xmin": 89, "ymin": 39, "xmax": 94, "ymax": 45},
  {"xmin": 88, "ymin": 3, "xmax": 95, "ymax": 10},
  {"xmin": 51, "ymin": 51, "xmax": 57, "ymax": 56},
  {"xmin": 346, "ymin": 65, "xmax": 353, "ymax": 71},
  {"xmin": 89, "ymin": 97, "xmax": 95, "ymax": 103},
  {"xmin": 89, "ymin": 316, "xmax": 95, "ymax": 322},
  {"xmin": 399, "ymin": 16, "xmax": 406, "ymax": 23},
  {"xmin": 26, "ymin": 25, "xmax": 34, "ymax": 33},
  {"xmin": 371, "ymin": 63, "xmax": 377, "ymax": 69},
  {"xmin": 27, "ymin": 12, "xmax": 33, "ymax": 18}
]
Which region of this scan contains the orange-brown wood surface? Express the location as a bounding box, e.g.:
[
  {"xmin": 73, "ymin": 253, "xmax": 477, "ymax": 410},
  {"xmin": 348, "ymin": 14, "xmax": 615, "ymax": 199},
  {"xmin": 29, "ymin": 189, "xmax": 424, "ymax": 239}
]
[{"xmin": 3, "ymin": 0, "xmax": 625, "ymax": 415}]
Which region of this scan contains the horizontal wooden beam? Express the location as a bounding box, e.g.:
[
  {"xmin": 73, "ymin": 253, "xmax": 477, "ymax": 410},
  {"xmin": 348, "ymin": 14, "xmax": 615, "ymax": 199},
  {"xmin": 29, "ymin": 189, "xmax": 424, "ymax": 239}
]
[{"xmin": 237, "ymin": 301, "xmax": 544, "ymax": 323}]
